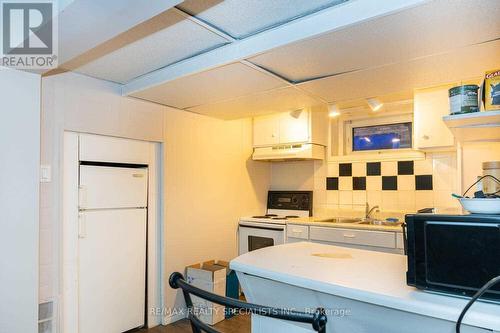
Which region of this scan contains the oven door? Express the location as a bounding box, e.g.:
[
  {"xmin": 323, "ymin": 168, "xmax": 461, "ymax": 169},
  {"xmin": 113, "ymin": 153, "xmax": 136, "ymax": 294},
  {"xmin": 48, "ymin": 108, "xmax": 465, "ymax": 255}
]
[{"xmin": 238, "ymin": 221, "xmax": 285, "ymax": 255}]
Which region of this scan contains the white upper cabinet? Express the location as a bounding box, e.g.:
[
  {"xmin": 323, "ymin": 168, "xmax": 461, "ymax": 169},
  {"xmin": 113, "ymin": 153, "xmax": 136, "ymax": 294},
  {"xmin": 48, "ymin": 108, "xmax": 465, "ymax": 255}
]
[
  {"xmin": 414, "ymin": 87, "xmax": 455, "ymax": 150},
  {"xmin": 253, "ymin": 114, "xmax": 280, "ymax": 146},
  {"xmin": 278, "ymin": 109, "xmax": 310, "ymax": 144},
  {"xmin": 253, "ymin": 107, "xmax": 327, "ymax": 147}
]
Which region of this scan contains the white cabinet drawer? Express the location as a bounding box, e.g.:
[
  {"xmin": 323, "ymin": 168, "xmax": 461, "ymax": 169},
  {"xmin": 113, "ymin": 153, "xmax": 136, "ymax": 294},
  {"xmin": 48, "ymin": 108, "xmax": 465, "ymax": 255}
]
[
  {"xmin": 396, "ymin": 232, "xmax": 404, "ymax": 249},
  {"xmin": 309, "ymin": 227, "xmax": 396, "ymax": 249},
  {"xmin": 287, "ymin": 225, "xmax": 309, "ymax": 240}
]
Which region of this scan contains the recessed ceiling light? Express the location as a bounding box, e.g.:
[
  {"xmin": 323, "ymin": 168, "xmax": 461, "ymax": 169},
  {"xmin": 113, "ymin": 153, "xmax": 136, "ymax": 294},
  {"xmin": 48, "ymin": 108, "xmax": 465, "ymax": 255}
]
[
  {"xmin": 367, "ymin": 98, "xmax": 383, "ymax": 112},
  {"xmin": 328, "ymin": 103, "xmax": 341, "ymax": 117}
]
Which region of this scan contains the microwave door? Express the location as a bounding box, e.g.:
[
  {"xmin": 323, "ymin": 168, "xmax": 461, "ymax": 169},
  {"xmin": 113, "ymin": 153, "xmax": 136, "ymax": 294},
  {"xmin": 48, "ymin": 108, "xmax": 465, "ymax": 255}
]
[{"xmin": 423, "ymin": 221, "xmax": 500, "ymax": 300}]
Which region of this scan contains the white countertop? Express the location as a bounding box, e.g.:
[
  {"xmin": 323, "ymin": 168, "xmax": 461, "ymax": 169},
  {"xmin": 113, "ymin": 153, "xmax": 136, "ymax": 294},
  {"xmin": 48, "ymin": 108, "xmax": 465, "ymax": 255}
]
[{"xmin": 230, "ymin": 242, "xmax": 500, "ymax": 331}]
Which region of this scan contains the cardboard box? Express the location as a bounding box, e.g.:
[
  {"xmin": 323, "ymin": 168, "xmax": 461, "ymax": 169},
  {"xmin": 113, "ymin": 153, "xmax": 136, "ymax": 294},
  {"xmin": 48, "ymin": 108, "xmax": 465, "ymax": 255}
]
[
  {"xmin": 186, "ymin": 260, "xmax": 227, "ymax": 325},
  {"xmin": 210, "ymin": 261, "xmax": 240, "ymax": 318},
  {"xmin": 484, "ymin": 69, "xmax": 500, "ymax": 111}
]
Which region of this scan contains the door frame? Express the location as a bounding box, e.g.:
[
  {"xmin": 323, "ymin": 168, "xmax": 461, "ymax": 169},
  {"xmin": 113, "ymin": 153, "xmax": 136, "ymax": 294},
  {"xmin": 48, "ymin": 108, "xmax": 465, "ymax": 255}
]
[{"xmin": 62, "ymin": 132, "xmax": 163, "ymax": 332}]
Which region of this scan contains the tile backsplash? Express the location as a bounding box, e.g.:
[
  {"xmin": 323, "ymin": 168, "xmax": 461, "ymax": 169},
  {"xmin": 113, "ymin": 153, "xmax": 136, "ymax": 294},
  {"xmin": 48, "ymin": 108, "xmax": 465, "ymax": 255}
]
[{"xmin": 314, "ymin": 152, "xmax": 460, "ymax": 213}]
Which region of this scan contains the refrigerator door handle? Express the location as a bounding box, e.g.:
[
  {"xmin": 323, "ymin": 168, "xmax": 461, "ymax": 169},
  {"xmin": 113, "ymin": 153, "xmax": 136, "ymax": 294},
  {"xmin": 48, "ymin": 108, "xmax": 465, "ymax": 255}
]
[
  {"xmin": 79, "ymin": 185, "xmax": 87, "ymax": 210},
  {"xmin": 79, "ymin": 213, "xmax": 86, "ymax": 238}
]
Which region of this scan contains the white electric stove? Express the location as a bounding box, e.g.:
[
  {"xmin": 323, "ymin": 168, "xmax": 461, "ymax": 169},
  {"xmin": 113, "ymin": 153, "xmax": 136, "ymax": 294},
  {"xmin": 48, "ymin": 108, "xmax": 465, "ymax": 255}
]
[{"xmin": 238, "ymin": 191, "xmax": 312, "ymax": 255}]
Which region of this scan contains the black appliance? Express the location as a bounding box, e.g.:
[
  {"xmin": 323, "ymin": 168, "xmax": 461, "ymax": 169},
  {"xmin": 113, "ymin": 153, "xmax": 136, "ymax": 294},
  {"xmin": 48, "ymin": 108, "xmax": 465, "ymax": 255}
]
[
  {"xmin": 405, "ymin": 213, "xmax": 500, "ymax": 302},
  {"xmin": 266, "ymin": 191, "xmax": 313, "ymax": 216}
]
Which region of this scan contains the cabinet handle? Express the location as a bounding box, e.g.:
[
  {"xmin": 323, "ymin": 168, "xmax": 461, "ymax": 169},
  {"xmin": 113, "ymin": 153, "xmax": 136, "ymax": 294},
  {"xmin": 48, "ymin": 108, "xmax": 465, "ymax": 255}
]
[
  {"xmin": 343, "ymin": 233, "xmax": 356, "ymax": 238},
  {"xmin": 422, "ymin": 135, "xmax": 430, "ymax": 140},
  {"xmin": 78, "ymin": 213, "xmax": 86, "ymax": 238},
  {"xmin": 79, "ymin": 185, "xmax": 87, "ymax": 209}
]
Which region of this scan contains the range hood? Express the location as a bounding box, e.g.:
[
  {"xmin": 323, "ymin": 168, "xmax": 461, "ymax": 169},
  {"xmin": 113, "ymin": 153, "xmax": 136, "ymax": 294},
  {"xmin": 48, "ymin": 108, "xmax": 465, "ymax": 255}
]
[{"xmin": 252, "ymin": 143, "xmax": 325, "ymax": 161}]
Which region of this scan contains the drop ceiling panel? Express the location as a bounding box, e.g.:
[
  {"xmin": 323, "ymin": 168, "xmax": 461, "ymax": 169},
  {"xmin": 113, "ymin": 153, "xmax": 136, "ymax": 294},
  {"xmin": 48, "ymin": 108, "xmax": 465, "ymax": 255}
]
[
  {"xmin": 130, "ymin": 62, "xmax": 287, "ymax": 109},
  {"xmin": 298, "ymin": 40, "xmax": 500, "ymax": 103},
  {"xmin": 177, "ymin": 0, "xmax": 348, "ymax": 39},
  {"xmin": 186, "ymin": 86, "xmax": 322, "ymax": 119},
  {"xmin": 249, "ymin": 0, "xmax": 500, "ymax": 82},
  {"xmin": 75, "ymin": 10, "xmax": 228, "ymax": 84}
]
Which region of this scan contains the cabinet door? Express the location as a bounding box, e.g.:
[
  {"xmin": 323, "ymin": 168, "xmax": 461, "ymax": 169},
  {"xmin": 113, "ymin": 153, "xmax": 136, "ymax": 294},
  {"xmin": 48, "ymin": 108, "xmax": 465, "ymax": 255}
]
[
  {"xmin": 309, "ymin": 226, "xmax": 396, "ymax": 249},
  {"xmin": 414, "ymin": 88, "xmax": 455, "ymax": 149},
  {"xmin": 253, "ymin": 114, "xmax": 279, "ymax": 147},
  {"xmin": 279, "ymin": 109, "xmax": 310, "ymax": 144}
]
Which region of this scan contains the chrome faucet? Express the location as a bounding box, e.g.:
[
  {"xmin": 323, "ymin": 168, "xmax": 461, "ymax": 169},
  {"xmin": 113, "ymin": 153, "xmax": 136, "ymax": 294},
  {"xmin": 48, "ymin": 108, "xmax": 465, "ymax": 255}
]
[{"xmin": 365, "ymin": 202, "xmax": 380, "ymax": 220}]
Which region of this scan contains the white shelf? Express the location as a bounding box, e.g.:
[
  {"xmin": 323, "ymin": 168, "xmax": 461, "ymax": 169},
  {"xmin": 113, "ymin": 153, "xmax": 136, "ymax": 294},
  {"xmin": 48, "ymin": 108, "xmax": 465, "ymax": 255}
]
[{"xmin": 443, "ymin": 110, "xmax": 500, "ymax": 142}]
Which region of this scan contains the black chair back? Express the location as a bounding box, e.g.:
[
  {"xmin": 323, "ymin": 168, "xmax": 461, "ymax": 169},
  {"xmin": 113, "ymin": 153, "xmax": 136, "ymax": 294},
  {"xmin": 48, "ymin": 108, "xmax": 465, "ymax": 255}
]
[{"xmin": 169, "ymin": 272, "xmax": 327, "ymax": 333}]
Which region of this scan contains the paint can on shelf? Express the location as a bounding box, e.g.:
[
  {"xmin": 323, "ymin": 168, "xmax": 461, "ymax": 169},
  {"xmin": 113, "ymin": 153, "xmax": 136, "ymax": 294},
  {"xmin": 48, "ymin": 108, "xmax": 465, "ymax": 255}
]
[{"xmin": 448, "ymin": 84, "xmax": 479, "ymax": 115}]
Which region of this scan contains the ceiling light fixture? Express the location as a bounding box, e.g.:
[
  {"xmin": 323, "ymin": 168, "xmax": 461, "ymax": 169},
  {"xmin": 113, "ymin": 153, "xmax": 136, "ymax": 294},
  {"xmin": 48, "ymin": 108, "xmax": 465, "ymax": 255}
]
[
  {"xmin": 366, "ymin": 98, "xmax": 383, "ymax": 112},
  {"xmin": 328, "ymin": 103, "xmax": 341, "ymax": 117}
]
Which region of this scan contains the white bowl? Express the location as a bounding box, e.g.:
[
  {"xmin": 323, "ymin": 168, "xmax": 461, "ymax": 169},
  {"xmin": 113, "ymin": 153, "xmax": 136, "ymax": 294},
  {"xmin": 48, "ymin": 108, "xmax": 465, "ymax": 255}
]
[{"xmin": 458, "ymin": 198, "xmax": 500, "ymax": 214}]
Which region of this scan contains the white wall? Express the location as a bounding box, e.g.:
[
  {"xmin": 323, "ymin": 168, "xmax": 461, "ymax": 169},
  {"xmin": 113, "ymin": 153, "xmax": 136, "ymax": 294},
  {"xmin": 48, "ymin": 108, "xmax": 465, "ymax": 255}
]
[
  {"xmin": 40, "ymin": 73, "xmax": 166, "ymax": 328},
  {"xmin": 0, "ymin": 68, "xmax": 41, "ymax": 332},
  {"xmin": 41, "ymin": 72, "xmax": 271, "ymax": 327},
  {"xmin": 461, "ymin": 142, "xmax": 500, "ymax": 193},
  {"xmin": 163, "ymin": 107, "xmax": 270, "ymax": 323}
]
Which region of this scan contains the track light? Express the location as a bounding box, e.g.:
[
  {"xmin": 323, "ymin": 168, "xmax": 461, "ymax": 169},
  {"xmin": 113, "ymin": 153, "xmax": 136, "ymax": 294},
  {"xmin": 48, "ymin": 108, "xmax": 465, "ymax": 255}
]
[
  {"xmin": 366, "ymin": 98, "xmax": 383, "ymax": 112},
  {"xmin": 328, "ymin": 103, "xmax": 341, "ymax": 117}
]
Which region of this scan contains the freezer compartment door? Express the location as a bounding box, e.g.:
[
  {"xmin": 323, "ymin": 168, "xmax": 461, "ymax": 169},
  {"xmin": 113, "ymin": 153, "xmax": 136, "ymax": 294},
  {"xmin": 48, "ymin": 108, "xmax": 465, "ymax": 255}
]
[
  {"xmin": 79, "ymin": 165, "xmax": 147, "ymax": 209},
  {"xmin": 79, "ymin": 209, "xmax": 146, "ymax": 333}
]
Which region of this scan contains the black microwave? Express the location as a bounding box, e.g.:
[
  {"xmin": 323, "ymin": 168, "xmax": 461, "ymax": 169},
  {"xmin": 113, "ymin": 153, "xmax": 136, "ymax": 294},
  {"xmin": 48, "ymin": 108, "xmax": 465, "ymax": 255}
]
[{"xmin": 405, "ymin": 213, "xmax": 500, "ymax": 302}]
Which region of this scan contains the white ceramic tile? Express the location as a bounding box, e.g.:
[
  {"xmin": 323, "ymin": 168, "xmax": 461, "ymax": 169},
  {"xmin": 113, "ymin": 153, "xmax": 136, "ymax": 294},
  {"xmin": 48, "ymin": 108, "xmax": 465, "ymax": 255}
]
[
  {"xmin": 381, "ymin": 191, "xmax": 398, "ymax": 211},
  {"xmin": 339, "ymin": 177, "xmax": 352, "ymax": 191},
  {"xmin": 326, "ymin": 191, "xmax": 339, "ymax": 205},
  {"xmin": 433, "ymin": 154, "xmax": 457, "ymax": 188},
  {"xmin": 352, "ymin": 162, "xmax": 366, "ymax": 177},
  {"xmin": 415, "ymin": 190, "xmax": 434, "ymax": 210},
  {"xmin": 339, "ymin": 191, "xmax": 353, "ymax": 205},
  {"xmin": 381, "ymin": 161, "xmax": 397, "ymax": 176},
  {"xmin": 414, "ymin": 157, "xmax": 433, "ymax": 174},
  {"xmin": 314, "ymin": 176, "xmax": 326, "ymax": 190},
  {"xmin": 352, "ymin": 191, "xmax": 367, "ymax": 205},
  {"xmin": 433, "ymin": 190, "xmax": 457, "ymax": 208},
  {"xmin": 326, "ymin": 203, "xmax": 339, "ymax": 209},
  {"xmin": 352, "ymin": 204, "xmax": 365, "ymax": 211},
  {"xmin": 314, "ymin": 189, "xmax": 327, "ymax": 206},
  {"xmin": 397, "ymin": 190, "xmax": 416, "ymax": 212},
  {"xmin": 314, "ymin": 160, "xmax": 327, "ymax": 177},
  {"xmin": 328, "ymin": 162, "xmax": 339, "ymax": 177},
  {"xmin": 366, "ymin": 176, "xmax": 382, "ymax": 191},
  {"xmin": 367, "ymin": 191, "xmax": 382, "ymax": 207},
  {"xmin": 398, "ymin": 175, "xmax": 415, "ymax": 191},
  {"xmin": 339, "ymin": 204, "xmax": 353, "ymax": 210}
]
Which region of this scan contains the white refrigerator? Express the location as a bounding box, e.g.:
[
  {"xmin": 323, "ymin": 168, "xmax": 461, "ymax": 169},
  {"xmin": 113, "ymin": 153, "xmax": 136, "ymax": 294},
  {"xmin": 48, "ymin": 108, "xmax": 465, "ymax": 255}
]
[{"xmin": 78, "ymin": 164, "xmax": 148, "ymax": 333}]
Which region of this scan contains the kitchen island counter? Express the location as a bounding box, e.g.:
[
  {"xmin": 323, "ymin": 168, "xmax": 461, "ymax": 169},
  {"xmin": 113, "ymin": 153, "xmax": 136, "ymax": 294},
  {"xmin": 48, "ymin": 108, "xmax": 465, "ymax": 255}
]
[{"xmin": 230, "ymin": 242, "xmax": 500, "ymax": 332}]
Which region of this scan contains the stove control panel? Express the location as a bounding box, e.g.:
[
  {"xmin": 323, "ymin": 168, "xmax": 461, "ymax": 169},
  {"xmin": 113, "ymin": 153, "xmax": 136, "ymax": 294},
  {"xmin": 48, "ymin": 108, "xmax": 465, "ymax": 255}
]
[{"xmin": 267, "ymin": 191, "xmax": 312, "ymax": 215}]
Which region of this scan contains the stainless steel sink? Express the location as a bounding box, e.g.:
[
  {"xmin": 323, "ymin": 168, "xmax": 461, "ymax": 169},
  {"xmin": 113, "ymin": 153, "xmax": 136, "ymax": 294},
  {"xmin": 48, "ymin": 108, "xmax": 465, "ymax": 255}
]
[
  {"xmin": 316, "ymin": 218, "xmax": 336, "ymax": 223},
  {"xmin": 336, "ymin": 217, "xmax": 363, "ymax": 223},
  {"xmin": 357, "ymin": 220, "xmax": 401, "ymax": 226}
]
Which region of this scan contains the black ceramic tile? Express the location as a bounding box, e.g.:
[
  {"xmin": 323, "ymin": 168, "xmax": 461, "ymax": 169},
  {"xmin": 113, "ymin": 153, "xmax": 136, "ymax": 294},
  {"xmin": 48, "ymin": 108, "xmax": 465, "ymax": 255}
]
[
  {"xmin": 415, "ymin": 175, "xmax": 433, "ymax": 190},
  {"xmin": 398, "ymin": 161, "xmax": 414, "ymax": 175},
  {"xmin": 352, "ymin": 177, "xmax": 366, "ymax": 190},
  {"xmin": 366, "ymin": 162, "xmax": 381, "ymax": 176},
  {"xmin": 339, "ymin": 163, "xmax": 352, "ymax": 177},
  {"xmin": 382, "ymin": 176, "xmax": 397, "ymax": 190},
  {"xmin": 326, "ymin": 177, "xmax": 339, "ymax": 190}
]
